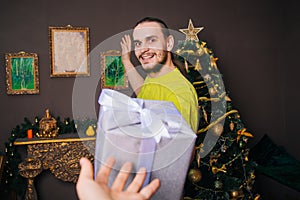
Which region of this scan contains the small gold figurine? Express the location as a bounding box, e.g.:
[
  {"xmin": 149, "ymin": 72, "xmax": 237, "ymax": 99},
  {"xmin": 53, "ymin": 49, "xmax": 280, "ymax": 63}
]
[
  {"xmin": 85, "ymin": 125, "xmax": 95, "ymax": 137},
  {"xmin": 37, "ymin": 109, "xmax": 59, "ymax": 138}
]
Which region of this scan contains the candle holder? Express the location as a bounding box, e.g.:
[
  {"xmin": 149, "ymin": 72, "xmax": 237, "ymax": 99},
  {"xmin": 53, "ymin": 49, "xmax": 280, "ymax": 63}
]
[{"xmin": 36, "ymin": 109, "xmax": 58, "ymax": 138}]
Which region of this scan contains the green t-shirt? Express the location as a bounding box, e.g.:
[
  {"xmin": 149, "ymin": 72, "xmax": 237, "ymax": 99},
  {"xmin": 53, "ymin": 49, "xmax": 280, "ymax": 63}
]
[{"xmin": 137, "ymin": 68, "xmax": 198, "ymax": 132}]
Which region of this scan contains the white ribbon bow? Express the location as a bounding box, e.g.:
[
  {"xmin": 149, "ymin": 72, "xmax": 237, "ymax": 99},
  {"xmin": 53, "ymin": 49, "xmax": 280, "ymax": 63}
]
[{"xmin": 98, "ymin": 89, "xmax": 171, "ymax": 143}]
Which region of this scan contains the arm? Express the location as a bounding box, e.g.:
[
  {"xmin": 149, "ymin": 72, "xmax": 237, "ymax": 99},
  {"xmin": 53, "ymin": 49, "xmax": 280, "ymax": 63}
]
[
  {"xmin": 121, "ymin": 34, "xmax": 144, "ymax": 95},
  {"xmin": 76, "ymin": 157, "xmax": 160, "ymax": 200}
]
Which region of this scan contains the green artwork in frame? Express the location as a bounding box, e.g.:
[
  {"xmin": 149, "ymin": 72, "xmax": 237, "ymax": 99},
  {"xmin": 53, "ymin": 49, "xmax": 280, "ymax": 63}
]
[
  {"xmin": 5, "ymin": 52, "xmax": 39, "ymax": 95},
  {"xmin": 101, "ymin": 50, "xmax": 128, "ymax": 89},
  {"xmin": 11, "ymin": 57, "xmax": 34, "ymax": 90}
]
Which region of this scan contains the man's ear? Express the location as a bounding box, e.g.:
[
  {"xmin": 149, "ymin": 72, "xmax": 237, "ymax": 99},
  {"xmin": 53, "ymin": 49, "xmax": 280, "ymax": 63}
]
[{"xmin": 166, "ymin": 35, "xmax": 174, "ymax": 51}]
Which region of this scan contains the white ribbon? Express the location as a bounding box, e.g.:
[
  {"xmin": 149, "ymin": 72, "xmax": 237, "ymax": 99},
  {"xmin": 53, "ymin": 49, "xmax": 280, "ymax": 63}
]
[{"xmin": 98, "ymin": 89, "xmax": 172, "ymax": 143}]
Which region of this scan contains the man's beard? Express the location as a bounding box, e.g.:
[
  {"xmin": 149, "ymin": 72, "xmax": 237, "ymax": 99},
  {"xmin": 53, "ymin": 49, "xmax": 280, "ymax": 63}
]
[{"xmin": 142, "ymin": 51, "xmax": 168, "ymax": 74}]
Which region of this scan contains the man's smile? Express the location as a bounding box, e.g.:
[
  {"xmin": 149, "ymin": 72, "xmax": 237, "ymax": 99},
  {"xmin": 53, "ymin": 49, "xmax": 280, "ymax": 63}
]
[{"xmin": 139, "ymin": 52, "xmax": 156, "ymax": 63}]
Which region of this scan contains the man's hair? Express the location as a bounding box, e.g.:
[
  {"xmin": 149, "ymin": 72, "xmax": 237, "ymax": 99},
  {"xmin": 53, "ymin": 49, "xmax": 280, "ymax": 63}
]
[{"xmin": 134, "ymin": 17, "xmax": 170, "ymax": 37}]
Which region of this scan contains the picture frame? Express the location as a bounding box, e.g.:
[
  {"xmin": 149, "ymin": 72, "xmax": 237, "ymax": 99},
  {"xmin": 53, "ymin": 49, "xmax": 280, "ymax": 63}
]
[
  {"xmin": 100, "ymin": 50, "xmax": 128, "ymax": 89},
  {"xmin": 5, "ymin": 51, "xmax": 39, "ymax": 95},
  {"xmin": 49, "ymin": 25, "xmax": 89, "ymax": 77},
  {"xmin": 0, "ymin": 155, "xmax": 4, "ymax": 183}
]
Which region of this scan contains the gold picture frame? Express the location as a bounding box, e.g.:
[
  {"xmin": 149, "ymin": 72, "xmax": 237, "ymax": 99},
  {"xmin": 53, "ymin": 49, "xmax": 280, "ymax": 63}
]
[
  {"xmin": 100, "ymin": 50, "xmax": 128, "ymax": 89},
  {"xmin": 0, "ymin": 155, "xmax": 4, "ymax": 184},
  {"xmin": 5, "ymin": 51, "xmax": 39, "ymax": 95},
  {"xmin": 49, "ymin": 25, "xmax": 89, "ymax": 77}
]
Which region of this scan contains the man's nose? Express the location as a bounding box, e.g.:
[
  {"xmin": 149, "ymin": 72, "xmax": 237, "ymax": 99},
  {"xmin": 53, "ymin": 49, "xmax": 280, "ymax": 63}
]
[{"xmin": 139, "ymin": 43, "xmax": 150, "ymax": 53}]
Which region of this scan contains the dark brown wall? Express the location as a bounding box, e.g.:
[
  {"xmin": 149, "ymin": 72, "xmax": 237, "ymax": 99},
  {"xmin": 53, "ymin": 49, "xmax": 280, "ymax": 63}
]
[{"xmin": 0, "ymin": 0, "xmax": 299, "ymax": 199}]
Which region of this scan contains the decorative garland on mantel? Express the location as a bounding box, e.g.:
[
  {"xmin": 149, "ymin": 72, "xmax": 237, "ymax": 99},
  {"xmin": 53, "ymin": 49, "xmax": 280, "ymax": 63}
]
[{"xmin": 3, "ymin": 115, "xmax": 96, "ymax": 196}]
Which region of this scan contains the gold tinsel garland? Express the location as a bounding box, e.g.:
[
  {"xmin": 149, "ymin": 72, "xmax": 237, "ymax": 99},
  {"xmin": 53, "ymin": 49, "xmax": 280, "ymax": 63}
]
[{"xmin": 197, "ymin": 109, "xmax": 239, "ymax": 134}]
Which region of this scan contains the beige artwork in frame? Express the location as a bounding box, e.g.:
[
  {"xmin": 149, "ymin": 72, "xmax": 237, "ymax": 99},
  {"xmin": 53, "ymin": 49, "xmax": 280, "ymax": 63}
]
[
  {"xmin": 49, "ymin": 25, "xmax": 89, "ymax": 77},
  {"xmin": 5, "ymin": 51, "xmax": 39, "ymax": 95}
]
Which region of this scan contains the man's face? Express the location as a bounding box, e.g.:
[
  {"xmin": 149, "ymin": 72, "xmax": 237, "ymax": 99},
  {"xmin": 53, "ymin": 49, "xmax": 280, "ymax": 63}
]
[{"xmin": 133, "ymin": 22, "xmax": 169, "ymax": 73}]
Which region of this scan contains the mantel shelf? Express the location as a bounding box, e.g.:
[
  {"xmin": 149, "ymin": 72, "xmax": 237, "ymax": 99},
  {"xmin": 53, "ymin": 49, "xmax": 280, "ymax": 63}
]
[{"xmin": 14, "ymin": 133, "xmax": 96, "ymax": 145}]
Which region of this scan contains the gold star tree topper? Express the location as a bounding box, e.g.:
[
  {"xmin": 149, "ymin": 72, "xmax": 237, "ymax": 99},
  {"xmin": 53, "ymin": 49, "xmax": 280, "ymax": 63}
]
[{"xmin": 179, "ymin": 19, "xmax": 204, "ymax": 42}]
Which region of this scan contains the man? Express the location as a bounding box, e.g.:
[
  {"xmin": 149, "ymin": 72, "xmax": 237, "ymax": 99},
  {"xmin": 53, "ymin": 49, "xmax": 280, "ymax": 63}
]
[{"xmin": 121, "ymin": 17, "xmax": 198, "ymax": 132}]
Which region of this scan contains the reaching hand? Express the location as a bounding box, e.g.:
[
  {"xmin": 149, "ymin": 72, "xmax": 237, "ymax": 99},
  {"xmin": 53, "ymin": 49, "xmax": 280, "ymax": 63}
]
[
  {"xmin": 120, "ymin": 34, "xmax": 132, "ymax": 66},
  {"xmin": 76, "ymin": 157, "xmax": 160, "ymax": 200}
]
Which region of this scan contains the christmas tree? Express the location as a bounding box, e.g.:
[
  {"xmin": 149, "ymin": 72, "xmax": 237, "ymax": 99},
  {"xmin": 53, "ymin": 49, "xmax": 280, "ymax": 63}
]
[{"xmin": 176, "ymin": 19, "xmax": 260, "ymax": 200}]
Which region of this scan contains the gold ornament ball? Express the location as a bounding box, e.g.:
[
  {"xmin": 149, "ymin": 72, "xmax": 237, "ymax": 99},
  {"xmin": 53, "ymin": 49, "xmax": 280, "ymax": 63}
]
[
  {"xmin": 209, "ymin": 87, "xmax": 217, "ymax": 95},
  {"xmin": 231, "ymin": 190, "xmax": 239, "ymax": 198},
  {"xmin": 212, "ymin": 123, "xmax": 224, "ymax": 136},
  {"xmin": 188, "ymin": 168, "xmax": 202, "ymax": 183}
]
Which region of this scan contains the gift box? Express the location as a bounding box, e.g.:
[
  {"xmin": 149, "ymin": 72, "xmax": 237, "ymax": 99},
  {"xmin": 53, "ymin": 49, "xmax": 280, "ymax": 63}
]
[{"xmin": 94, "ymin": 89, "xmax": 196, "ymax": 200}]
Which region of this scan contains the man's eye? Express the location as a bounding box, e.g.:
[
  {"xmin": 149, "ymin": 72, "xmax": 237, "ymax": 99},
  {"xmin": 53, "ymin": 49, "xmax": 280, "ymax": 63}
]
[
  {"xmin": 149, "ymin": 38, "xmax": 156, "ymax": 43},
  {"xmin": 134, "ymin": 42, "xmax": 141, "ymax": 47}
]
